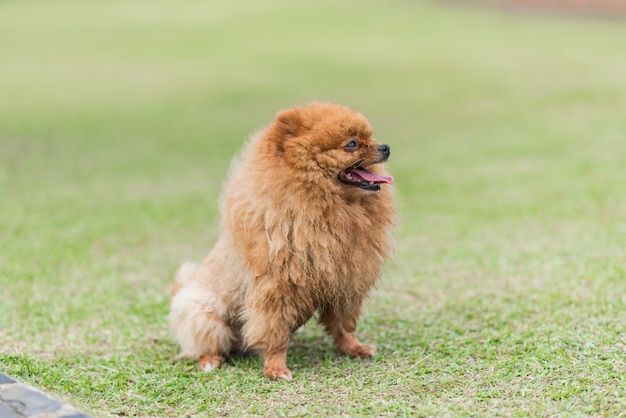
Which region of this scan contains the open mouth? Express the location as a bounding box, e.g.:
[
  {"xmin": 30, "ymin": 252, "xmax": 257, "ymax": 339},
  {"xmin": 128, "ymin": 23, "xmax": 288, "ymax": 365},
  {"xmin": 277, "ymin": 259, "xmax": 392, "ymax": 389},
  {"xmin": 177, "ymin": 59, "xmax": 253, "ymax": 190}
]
[{"xmin": 338, "ymin": 166, "xmax": 394, "ymax": 192}]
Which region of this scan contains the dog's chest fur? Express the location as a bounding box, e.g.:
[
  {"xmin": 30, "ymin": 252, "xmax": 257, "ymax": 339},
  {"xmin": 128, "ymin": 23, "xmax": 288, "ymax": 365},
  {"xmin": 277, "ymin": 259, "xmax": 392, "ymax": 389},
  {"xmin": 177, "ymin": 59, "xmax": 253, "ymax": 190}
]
[{"xmin": 224, "ymin": 185, "xmax": 394, "ymax": 308}]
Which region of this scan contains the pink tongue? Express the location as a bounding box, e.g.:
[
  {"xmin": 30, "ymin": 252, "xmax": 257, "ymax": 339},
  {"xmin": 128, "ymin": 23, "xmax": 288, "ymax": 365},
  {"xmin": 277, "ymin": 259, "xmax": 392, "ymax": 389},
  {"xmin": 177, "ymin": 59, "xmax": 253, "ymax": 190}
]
[{"xmin": 352, "ymin": 168, "xmax": 394, "ymax": 184}]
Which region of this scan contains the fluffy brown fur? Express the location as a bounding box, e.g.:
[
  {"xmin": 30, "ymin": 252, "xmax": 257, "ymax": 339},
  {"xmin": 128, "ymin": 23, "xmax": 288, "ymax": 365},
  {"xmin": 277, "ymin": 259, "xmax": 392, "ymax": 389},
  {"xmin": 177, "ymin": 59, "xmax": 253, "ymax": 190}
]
[{"xmin": 168, "ymin": 102, "xmax": 396, "ymax": 380}]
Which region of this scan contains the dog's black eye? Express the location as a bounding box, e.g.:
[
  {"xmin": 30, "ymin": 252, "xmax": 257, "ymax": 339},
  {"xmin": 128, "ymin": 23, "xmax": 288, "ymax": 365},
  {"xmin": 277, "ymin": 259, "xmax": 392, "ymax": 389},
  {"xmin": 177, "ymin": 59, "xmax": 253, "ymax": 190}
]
[{"xmin": 344, "ymin": 139, "xmax": 359, "ymax": 151}]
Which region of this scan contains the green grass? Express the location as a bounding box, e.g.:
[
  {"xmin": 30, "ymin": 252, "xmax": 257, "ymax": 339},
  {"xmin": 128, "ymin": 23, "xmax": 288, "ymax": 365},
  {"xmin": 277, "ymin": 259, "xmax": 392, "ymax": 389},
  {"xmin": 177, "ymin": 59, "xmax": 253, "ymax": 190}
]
[{"xmin": 2, "ymin": 0, "xmax": 626, "ymax": 416}]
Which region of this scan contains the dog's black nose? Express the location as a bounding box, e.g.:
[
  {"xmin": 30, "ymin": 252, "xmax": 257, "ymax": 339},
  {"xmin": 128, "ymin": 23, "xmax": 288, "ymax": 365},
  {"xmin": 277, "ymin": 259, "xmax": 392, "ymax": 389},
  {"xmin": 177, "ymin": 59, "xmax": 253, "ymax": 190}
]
[{"xmin": 377, "ymin": 144, "xmax": 390, "ymax": 155}]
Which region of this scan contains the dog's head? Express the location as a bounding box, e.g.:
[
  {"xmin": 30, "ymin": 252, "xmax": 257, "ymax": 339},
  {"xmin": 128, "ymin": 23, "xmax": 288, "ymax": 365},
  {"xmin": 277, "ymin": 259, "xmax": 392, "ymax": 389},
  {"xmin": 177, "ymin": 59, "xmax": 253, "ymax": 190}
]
[{"xmin": 267, "ymin": 102, "xmax": 393, "ymax": 193}]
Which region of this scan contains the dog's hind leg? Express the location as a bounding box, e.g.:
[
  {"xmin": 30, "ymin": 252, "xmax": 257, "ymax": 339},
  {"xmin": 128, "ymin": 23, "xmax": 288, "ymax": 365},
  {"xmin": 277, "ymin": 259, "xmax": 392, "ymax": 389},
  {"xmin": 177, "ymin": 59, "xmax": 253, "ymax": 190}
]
[{"xmin": 169, "ymin": 287, "xmax": 234, "ymax": 372}]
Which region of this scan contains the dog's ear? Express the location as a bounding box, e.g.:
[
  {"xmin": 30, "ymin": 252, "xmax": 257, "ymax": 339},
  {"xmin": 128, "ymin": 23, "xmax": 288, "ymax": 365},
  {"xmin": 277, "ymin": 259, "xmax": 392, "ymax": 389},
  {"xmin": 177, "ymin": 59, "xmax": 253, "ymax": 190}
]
[
  {"xmin": 274, "ymin": 108, "xmax": 301, "ymax": 138},
  {"xmin": 266, "ymin": 107, "xmax": 303, "ymax": 156}
]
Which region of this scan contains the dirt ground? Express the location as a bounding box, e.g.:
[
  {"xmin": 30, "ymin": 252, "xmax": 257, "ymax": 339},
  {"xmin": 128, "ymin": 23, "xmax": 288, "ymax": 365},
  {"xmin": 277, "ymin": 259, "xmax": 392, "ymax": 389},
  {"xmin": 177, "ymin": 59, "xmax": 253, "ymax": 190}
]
[{"xmin": 444, "ymin": 0, "xmax": 626, "ymax": 18}]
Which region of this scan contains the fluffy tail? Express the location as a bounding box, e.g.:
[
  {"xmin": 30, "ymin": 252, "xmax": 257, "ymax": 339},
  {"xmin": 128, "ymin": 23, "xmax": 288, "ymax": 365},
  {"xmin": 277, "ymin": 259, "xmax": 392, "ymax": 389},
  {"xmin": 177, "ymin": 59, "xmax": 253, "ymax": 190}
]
[{"xmin": 169, "ymin": 262, "xmax": 198, "ymax": 295}]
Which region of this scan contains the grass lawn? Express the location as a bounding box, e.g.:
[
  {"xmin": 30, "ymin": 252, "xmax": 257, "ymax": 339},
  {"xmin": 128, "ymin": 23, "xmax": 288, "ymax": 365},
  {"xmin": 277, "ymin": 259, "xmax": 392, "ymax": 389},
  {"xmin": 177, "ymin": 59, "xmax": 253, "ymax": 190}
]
[{"xmin": 2, "ymin": 0, "xmax": 626, "ymax": 416}]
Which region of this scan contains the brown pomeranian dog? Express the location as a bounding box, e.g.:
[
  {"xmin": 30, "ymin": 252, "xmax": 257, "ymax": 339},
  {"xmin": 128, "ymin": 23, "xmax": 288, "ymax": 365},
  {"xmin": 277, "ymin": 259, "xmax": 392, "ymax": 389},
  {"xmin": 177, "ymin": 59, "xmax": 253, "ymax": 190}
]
[{"xmin": 169, "ymin": 102, "xmax": 395, "ymax": 380}]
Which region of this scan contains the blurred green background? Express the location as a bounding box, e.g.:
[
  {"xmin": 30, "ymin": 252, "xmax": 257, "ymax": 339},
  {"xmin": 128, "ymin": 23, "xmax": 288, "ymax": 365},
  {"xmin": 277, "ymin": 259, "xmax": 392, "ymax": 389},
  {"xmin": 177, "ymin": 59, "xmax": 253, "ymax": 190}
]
[{"xmin": 2, "ymin": 0, "xmax": 626, "ymax": 416}]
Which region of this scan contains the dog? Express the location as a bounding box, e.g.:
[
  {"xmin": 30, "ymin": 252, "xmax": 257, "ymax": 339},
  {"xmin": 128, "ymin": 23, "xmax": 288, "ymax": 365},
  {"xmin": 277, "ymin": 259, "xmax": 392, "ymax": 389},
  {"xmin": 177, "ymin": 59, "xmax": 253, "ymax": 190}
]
[{"xmin": 169, "ymin": 102, "xmax": 395, "ymax": 380}]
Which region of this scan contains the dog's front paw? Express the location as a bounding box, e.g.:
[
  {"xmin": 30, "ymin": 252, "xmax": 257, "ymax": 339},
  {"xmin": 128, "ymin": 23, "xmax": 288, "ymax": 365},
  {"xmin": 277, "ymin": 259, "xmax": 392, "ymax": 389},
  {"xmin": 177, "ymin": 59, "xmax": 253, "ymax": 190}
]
[
  {"xmin": 263, "ymin": 365, "xmax": 293, "ymax": 381},
  {"xmin": 343, "ymin": 343, "xmax": 376, "ymax": 359}
]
